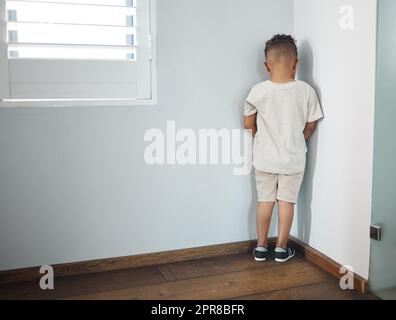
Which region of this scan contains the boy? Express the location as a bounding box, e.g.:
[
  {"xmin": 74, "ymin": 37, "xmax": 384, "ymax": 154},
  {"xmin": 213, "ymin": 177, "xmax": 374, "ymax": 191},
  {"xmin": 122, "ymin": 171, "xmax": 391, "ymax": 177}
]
[{"xmin": 244, "ymin": 34, "xmax": 323, "ymax": 263}]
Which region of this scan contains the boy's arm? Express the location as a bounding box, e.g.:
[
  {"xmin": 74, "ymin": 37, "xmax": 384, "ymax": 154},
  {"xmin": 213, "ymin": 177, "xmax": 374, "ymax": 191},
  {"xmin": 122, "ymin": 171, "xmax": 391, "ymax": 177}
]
[
  {"xmin": 304, "ymin": 121, "xmax": 317, "ymax": 140},
  {"xmin": 244, "ymin": 114, "xmax": 257, "ymax": 137}
]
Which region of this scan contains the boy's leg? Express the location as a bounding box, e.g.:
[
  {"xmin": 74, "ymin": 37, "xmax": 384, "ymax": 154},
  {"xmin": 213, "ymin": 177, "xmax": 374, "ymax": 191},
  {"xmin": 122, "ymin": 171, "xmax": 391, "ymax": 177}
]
[
  {"xmin": 276, "ymin": 171, "xmax": 304, "ymax": 249},
  {"xmin": 256, "ymin": 201, "xmax": 276, "ymax": 248},
  {"xmin": 276, "ymin": 201, "xmax": 294, "ymax": 249},
  {"xmin": 254, "ymin": 170, "xmax": 278, "ymax": 248}
]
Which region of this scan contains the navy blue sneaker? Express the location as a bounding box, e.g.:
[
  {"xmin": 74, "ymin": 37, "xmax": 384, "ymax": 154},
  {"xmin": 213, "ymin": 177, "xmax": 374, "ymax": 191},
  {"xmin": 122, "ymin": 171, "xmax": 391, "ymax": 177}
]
[
  {"xmin": 274, "ymin": 247, "xmax": 295, "ymax": 263},
  {"xmin": 253, "ymin": 247, "xmax": 268, "ymax": 262}
]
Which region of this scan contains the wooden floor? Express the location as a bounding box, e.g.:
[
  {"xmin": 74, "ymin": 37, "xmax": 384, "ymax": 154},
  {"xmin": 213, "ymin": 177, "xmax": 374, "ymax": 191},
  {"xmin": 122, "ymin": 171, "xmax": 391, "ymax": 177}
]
[{"xmin": 0, "ymin": 252, "xmax": 378, "ymax": 300}]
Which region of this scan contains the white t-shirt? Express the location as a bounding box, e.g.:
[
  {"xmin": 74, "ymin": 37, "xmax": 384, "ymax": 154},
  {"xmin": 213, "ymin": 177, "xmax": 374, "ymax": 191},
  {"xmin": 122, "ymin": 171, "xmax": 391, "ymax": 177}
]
[{"xmin": 245, "ymin": 80, "xmax": 323, "ymax": 174}]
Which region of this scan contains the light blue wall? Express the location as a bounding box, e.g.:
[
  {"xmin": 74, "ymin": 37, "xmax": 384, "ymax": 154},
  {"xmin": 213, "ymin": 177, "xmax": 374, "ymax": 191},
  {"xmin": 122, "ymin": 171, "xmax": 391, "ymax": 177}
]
[
  {"xmin": 0, "ymin": 0, "xmax": 293, "ymax": 270},
  {"xmin": 370, "ymin": 0, "xmax": 396, "ymax": 291}
]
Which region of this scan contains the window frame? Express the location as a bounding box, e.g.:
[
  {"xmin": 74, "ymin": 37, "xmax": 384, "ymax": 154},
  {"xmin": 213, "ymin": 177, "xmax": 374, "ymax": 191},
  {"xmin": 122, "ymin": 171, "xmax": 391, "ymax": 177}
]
[{"xmin": 0, "ymin": 0, "xmax": 157, "ymax": 108}]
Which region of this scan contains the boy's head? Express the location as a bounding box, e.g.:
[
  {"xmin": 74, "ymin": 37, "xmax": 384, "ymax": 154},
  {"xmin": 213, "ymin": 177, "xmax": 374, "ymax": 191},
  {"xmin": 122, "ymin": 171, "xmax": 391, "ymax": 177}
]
[{"xmin": 264, "ymin": 34, "xmax": 298, "ymax": 78}]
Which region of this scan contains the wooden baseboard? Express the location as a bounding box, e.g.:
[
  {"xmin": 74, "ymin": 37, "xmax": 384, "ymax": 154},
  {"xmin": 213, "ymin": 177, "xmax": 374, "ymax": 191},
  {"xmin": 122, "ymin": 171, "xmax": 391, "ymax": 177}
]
[
  {"xmin": 0, "ymin": 237, "xmax": 368, "ymax": 294},
  {"xmin": 288, "ymin": 236, "xmax": 368, "ymax": 294},
  {"xmin": 0, "ymin": 240, "xmax": 257, "ymax": 285}
]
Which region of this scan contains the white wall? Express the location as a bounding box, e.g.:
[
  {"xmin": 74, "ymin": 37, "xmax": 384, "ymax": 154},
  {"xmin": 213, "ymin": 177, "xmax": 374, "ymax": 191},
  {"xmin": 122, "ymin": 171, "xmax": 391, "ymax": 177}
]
[
  {"xmin": 293, "ymin": 0, "xmax": 377, "ymax": 279},
  {"xmin": 0, "ymin": 0, "xmax": 293, "ymax": 271}
]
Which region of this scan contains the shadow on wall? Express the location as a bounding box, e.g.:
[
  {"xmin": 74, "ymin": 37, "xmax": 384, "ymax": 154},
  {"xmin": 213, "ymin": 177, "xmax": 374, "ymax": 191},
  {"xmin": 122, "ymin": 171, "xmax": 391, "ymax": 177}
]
[{"xmin": 296, "ymin": 40, "xmax": 322, "ymax": 244}]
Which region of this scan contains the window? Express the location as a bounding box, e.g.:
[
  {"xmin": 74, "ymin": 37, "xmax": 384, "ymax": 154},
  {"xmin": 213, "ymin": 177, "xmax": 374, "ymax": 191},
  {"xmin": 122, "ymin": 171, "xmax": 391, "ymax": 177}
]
[{"xmin": 0, "ymin": 0, "xmax": 157, "ymax": 106}]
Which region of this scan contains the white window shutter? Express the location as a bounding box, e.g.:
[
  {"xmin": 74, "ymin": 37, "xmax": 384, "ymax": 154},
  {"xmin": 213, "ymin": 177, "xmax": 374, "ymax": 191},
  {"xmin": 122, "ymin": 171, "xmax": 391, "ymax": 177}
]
[
  {"xmin": 0, "ymin": 0, "xmax": 10, "ymax": 99},
  {"xmin": 1, "ymin": 0, "xmax": 153, "ymax": 101}
]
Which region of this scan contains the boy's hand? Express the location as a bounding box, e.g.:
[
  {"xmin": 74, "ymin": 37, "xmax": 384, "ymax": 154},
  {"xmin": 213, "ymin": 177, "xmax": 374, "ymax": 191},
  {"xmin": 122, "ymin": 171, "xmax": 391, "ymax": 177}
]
[
  {"xmin": 244, "ymin": 114, "xmax": 257, "ymax": 137},
  {"xmin": 304, "ymin": 121, "xmax": 317, "ymax": 140}
]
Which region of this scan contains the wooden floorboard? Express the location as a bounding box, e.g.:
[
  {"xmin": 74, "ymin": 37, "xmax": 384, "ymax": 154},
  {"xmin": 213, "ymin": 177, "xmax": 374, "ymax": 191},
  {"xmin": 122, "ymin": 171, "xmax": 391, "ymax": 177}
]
[
  {"xmin": 66, "ymin": 261, "xmax": 330, "ymax": 300},
  {"xmin": 0, "ymin": 265, "xmax": 167, "ymax": 300},
  {"xmin": 166, "ymin": 251, "xmax": 283, "ymax": 281},
  {"xmin": 0, "ymin": 252, "xmax": 377, "ymax": 300},
  {"xmin": 233, "ymin": 281, "xmax": 379, "ymax": 300},
  {"xmin": 157, "ymin": 265, "xmax": 177, "ymax": 282}
]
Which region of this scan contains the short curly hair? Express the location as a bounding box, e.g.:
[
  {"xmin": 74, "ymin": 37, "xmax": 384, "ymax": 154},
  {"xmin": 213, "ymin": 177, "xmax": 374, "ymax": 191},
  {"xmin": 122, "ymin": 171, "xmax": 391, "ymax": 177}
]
[{"xmin": 264, "ymin": 34, "xmax": 298, "ymax": 60}]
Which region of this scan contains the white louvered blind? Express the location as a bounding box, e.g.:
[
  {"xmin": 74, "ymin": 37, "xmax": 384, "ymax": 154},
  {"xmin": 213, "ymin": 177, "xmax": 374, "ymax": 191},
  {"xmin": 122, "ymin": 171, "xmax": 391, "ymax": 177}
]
[{"xmin": 0, "ymin": 0, "xmax": 154, "ymax": 101}]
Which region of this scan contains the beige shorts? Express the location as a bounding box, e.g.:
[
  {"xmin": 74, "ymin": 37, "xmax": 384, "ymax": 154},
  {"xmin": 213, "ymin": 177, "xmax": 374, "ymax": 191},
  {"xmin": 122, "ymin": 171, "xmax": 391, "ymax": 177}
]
[{"xmin": 255, "ymin": 169, "xmax": 305, "ymax": 204}]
